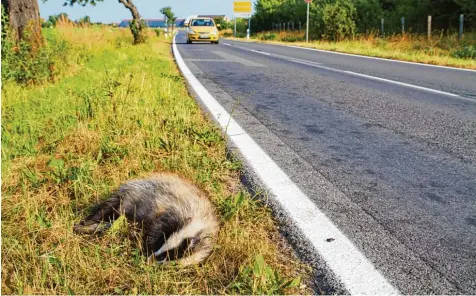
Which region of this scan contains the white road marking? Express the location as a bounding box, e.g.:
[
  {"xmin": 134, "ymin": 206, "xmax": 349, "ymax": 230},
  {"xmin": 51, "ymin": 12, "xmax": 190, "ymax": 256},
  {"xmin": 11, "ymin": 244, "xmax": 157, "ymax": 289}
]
[
  {"xmin": 173, "ymin": 35, "xmax": 399, "ymax": 295},
  {"xmin": 343, "ymin": 70, "xmax": 460, "ymax": 97},
  {"xmin": 250, "ymin": 49, "xmax": 271, "ymax": 56},
  {"xmin": 223, "ymin": 42, "xmax": 232, "ymax": 46},
  {"xmin": 226, "ymin": 42, "xmax": 466, "ymax": 99},
  {"xmin": 185, "ymin": 59, "xmax": 229, "ymax": 62}
]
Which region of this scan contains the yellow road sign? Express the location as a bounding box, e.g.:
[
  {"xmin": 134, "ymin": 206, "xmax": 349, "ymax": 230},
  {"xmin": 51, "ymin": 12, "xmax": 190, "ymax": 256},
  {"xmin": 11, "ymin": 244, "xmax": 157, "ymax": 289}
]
[{"xmin": 234, "ymin": 1, "xmax": 252, "ymax": 13}]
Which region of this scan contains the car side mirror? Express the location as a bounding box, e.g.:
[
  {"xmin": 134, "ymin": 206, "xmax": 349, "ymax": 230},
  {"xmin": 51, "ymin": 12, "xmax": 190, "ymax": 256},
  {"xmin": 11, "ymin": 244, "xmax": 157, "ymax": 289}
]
[
  {"xmin": 184, "ymin": 23, "xmax": 189, "ymax": 27},
  {"xmin": 216, "ymin": 24, "xmax": 221, "ymax": 28}
]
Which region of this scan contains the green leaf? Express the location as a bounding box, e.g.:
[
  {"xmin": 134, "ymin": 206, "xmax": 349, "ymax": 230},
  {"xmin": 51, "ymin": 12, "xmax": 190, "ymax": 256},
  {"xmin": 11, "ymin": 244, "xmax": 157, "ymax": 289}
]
[
  {"xmin": 47, "ymin": 158, "xmax": 65, "ymax": 169},
  {"xmin": 108, "ymin": 215, "xmax": 127, "ymax": 234}
]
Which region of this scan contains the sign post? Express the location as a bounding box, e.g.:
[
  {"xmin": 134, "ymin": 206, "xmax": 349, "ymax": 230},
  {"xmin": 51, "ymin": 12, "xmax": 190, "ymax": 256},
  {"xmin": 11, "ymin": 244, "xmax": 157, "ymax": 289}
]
[
  {"xmin": 305, "ymin": 0, "xmax": 311, "ymax": 42},
  {"xmin": 233, "ymin": 1, "xmax": 252, "ymax": 38}
]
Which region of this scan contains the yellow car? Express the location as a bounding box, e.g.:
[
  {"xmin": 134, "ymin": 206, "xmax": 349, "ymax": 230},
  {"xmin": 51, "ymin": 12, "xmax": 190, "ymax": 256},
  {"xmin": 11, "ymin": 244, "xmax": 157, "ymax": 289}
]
[{"xmin": 186, "ymin": 18, "xmax": 220, "ymax": 44}]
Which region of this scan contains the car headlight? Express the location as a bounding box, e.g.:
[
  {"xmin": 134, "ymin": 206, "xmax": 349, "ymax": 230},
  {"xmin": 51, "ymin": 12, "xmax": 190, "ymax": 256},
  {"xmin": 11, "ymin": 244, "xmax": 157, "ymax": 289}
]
[
  {"xmin": 189, "ymin": 30, "xmax": 196, "ymax": 34},
  {"xmin": 211, "ymin": 30, "xmax": 218, "ymax": 35}
]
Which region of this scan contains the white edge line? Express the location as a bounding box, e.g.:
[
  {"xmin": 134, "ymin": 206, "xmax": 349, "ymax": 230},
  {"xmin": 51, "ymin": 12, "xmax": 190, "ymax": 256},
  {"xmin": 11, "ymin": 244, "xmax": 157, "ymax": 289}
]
[
  {"xmin": 344, "ymin": 71, "xmax": 460, "ymax": 97},
  {"xmin": 227, "ymin": 42, "xmax": 465, "ymax": 99},
  {"xmin": 224, "ymin": 39, "xmax": 476, "ymax": 73},
  {"xmin": 173, "ymin": 35, "xmax": 400, "ymax": 295},
  {"xmin": 250, "ymin": 49, "xmax": 271, "ymax": 56}
]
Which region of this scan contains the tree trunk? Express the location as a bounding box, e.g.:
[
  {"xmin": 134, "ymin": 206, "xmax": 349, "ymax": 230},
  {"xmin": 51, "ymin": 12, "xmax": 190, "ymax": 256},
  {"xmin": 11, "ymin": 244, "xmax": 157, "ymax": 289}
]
[
  {"xmin": 5, "ymin": 0, "xmax": 43, "ymax": 48},
  {"xmin": 118, "ymin": 0, "xmax": 145, "ymax": 44}
]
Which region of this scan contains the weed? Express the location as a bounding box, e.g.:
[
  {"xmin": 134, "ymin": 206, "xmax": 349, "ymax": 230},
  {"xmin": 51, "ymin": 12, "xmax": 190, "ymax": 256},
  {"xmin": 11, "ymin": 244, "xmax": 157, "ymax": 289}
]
[
  {"xmin": 1, "ymin": 8, "xmax": 86, "ymax": 85},
  {"xmin": 452, "ymin": 45, "xmax": 476, "ymax": 59},
  {"xmin": 229, "ymin": 254, "xmax": 302, "ymax": 294},
  {"xmin": 261, "ymin": 33, "xmax": 277, "ymax": 40},
  {"xmin": 219, "ymin": 191, "xmax": 258, "ymax": 221}
]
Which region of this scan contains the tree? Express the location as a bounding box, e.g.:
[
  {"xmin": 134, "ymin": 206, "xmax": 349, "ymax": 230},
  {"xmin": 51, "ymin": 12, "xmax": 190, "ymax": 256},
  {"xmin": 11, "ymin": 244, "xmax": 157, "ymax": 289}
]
[
  {"xmin": 354, "ymin": 0, "xmax": 382, "ymax": 35},
  {"xmin": 160, "ymin": 6, "xmax": 171, "ymax": 23},
  {"xmin": 253, "ymin": 0, "xmax": 286, "ymax": 31},
  {"xmin": 455, "ymin": 0, "xmax": 476, "ymax": 28},
  {"xmin": 1, "ymin": 0, "xmax": 43, "ymax": 49},
  {"xmin": 215, "ymin": 17, "xmax": 232, "ymax": 30},
  {"xmin": 42, "ymin": 14, "xmax": 58, "ymax": 28},
  {"xmin": 160, "ymin": 6, "xmax": 176, "ymax": 30},
  {"xmin": 66, "ymin": 0, "xmax": 145, "ymax": 44},
  {"xmin": 322, "ymin": 0, "xmax": 356, "ymax": 41},
  {"xmin": 77, "ymin": 15, "xmax": 90, "ymax": 25},
  {"xmin": 248, "ymin": 0, "xmax": 476, "ymax": 37},
  {"xmin": 48, "ymin": 14, "xmax": 59, "ymax": 26}
]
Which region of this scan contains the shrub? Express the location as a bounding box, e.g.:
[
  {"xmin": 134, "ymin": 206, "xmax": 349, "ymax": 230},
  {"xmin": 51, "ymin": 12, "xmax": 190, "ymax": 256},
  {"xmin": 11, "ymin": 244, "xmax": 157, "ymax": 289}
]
[
  {"xmin": 1, "ymin": 29, "xmax": 73, "ymax": 85},
  {"xmin": 261, "ymin": 33, "xmax": 277, "ymax": 40},
  {"xmin": 1, "ymin": 7, "xmax": 80, "ymax": 85},
  {"xmin": 451, "ymin": 45, "xmax": 476, "ymax": 59},
  {"xmin": 322, "ymin": 0, "xmax": 357, "ymax": 41},
  {"xmin": 281, "ymin": 35, "xmax": 304, "ymax": 42}
]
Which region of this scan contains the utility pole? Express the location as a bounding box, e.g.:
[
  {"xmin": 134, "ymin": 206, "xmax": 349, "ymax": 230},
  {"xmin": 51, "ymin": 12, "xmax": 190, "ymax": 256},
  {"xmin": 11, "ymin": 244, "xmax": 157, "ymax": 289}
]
[
  {"xmin": 305, "ymin": 0, "xmax": 311, "ymax": 42},
  {"xmin": 427, "ymin": 15, "xmax": 432, "ymax": 40},
  {"xmin": 247, "ymin": 17, "xmax": 251, "ymax": 39},
  {"xmin": 401, "ymin": 17, "xmax": 405, "ymax": 35}
]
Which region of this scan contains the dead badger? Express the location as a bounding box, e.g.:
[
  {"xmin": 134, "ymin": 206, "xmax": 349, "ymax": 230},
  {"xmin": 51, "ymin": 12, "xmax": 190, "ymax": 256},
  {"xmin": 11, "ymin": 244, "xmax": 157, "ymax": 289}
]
[{"xmin": 74, "ymin": 173, "xmax": 219, "ymax": 266}]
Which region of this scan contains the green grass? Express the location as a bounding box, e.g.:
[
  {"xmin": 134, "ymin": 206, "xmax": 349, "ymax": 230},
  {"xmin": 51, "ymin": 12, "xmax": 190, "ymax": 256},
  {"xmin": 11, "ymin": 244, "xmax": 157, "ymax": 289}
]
[
  {"xmin": 1, "ymin": 27, "xmax": 310, "ymax": 294},
  {"xmin": 229, "ymin": 30, "xmax": 476, "ymax": 69}
]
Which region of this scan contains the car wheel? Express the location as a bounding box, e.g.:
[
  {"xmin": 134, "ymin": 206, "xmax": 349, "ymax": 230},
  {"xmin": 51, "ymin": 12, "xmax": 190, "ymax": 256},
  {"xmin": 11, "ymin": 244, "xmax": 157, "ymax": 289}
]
[{"xmin": 187, "ymin": 39, "xmax": 192, "ymax": 44}]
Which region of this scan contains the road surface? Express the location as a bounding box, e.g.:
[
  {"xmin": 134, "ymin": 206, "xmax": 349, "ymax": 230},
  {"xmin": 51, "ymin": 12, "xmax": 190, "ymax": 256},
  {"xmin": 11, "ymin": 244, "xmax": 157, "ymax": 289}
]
[{"xmin": 175, "ymin": 31, "xmax": 476, "ymax": 294}]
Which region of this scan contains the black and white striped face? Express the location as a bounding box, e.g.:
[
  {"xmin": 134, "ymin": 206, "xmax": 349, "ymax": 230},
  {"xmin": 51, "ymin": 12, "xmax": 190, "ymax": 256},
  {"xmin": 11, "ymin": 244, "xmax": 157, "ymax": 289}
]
[
  {"xmin": 147, "ymin": 218, "xmax": 212, "ymax": 265},
  {"xmin": 151, "ymin": 236, "xmax": 200, "ymax": 263}
]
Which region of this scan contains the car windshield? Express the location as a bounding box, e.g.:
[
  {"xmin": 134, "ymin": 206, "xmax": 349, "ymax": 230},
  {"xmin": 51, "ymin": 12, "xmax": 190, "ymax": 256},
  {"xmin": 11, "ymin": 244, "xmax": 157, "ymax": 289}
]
[{"xmin": 191, "ymin": 19, "xmax": 214, "ymax": 27}]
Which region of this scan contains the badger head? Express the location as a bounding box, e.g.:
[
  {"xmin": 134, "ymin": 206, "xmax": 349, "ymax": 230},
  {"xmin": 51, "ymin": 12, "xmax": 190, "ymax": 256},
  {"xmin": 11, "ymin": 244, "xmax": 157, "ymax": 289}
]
[{"xmin": 147, "ymin": 218, "xmax": 216, "ymax": 266}]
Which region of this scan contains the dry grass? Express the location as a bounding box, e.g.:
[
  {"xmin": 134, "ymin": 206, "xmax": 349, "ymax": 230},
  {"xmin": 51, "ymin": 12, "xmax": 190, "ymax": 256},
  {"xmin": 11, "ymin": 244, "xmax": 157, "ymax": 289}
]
[
  {"xmin": 1, "ymin": 26, "xmax": 311, "ymax": 294},
  {"xmin": 229, "ymin": 30, "xmax": 476, "ymax": 69}
]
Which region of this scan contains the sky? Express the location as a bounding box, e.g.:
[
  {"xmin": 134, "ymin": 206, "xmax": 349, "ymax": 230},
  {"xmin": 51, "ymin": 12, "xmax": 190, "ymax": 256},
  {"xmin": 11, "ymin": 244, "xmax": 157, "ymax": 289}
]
[{"xmin": 39, "ymin": 0, "xmax": 256, "ymax": 23}]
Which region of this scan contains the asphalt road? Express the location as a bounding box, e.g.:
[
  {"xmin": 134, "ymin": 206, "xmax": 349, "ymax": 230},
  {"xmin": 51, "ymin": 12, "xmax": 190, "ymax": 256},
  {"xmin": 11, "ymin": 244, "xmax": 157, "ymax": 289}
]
[{"xmin": 175, "ymin": 32, "xmax": 476, "ymax": 294}]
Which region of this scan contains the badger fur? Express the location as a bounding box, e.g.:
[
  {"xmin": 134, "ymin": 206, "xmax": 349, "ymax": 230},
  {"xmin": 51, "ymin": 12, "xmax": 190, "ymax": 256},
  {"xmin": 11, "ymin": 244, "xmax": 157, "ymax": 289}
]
[{"xmin": 73, "ymin": 173, "xmax": 219, "ymax": 266}]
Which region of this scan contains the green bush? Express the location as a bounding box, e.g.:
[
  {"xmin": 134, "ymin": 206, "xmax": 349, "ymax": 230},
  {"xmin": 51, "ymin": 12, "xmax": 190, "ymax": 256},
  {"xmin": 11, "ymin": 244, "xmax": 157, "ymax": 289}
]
[
  {"xmin": 1, "ymin": 7, "xmax": 80, "ymax": 85},
  {"xmin": 1, "ymin": 30, "xmax": 72, "ymax": 85},
  {"xmin": 281, "ymin": 35, "xmax": 304, "ymax": 42},
  {"xmin": 154, "ymin": 28, "xmax": 161, "ymax": 37},
  {"xmin": 322, "ymin": 0, "xmax": 357, "ymax": 41},
  {"xmin": 451, "ymin": 45, "xmax": 476, "ymax": 59},
  {"xmin": 261, "ymin": 33, "xmax": 277, "ymax": 40}
]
